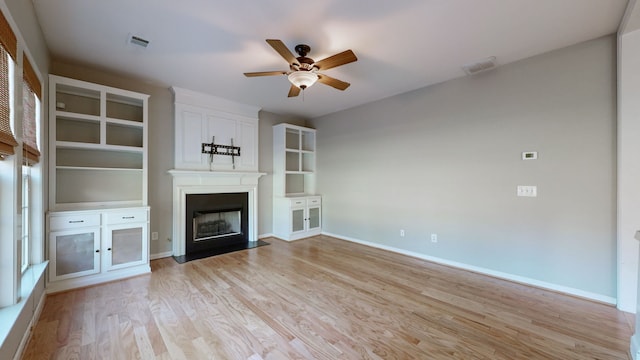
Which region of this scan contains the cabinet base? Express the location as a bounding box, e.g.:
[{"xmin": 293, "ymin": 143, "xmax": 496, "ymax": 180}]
[{"xmin": 46, "ymin": 265, "xmax": 151, "ymax": 294}]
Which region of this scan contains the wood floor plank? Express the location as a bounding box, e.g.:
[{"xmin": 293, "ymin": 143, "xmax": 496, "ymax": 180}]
[{"xmin": 22, "ymin": 235, "xmax": 634, "ymax": 359}]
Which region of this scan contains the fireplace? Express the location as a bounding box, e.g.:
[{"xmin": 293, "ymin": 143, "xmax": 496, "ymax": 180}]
[
  {"xmin": 185, "ymin": 192, "xmax": 248, "ymax": 255},
  {"xmin": 169, "ymin": 170, "xmax": 265, "ymax": 261}
]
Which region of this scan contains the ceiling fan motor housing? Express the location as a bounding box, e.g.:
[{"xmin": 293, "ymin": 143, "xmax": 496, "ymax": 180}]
[{"xmin": 292, "ymin": 44, "xmax": 316, "ymax": 71}]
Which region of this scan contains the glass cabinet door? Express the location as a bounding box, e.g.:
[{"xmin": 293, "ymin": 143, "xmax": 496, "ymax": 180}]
[
  {"xmin": 291, "ymin": 208, "xmax": 305, "ymax": 233},
  {"xmin": 50, "ymin": 228, "xmax": 101, "ymax": 281},
  {"xmin": 308, "ymin": 206, "xmax": 321, "ymax": 231},
  {"xmin": 106, "ymin": 223, "xmax": 148, "ymax": 271}
]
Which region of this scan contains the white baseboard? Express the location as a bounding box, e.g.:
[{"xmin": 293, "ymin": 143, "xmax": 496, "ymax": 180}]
[
  {"xmin": 258, "ymin": 233, "xmax": 274, "ymax": 239},
  {"xmin": 150, "ymin": 251, "xmax": 173, "ymax": 260},
  {"xmin": 323, "ymin": 231, "xmax": 617, "ymax": 306}
]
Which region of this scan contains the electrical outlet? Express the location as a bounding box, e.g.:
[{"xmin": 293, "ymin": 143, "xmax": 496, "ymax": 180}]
[
  {"xmin": 431, "ymin": 234, "xmax": 438, "ymax": 243},
  {"xmin": 151, "ymin": 232, "xmax": 159, "ymax": 241},
  {"xmin": 517, "ymin": 185, "xmax": 537, "ymax": 197},
  {"xmin": 400, "ymin": 229, "xmax": 405, "ymax": 237}
]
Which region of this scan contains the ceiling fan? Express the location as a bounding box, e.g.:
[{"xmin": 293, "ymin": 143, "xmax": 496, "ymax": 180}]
[{"xmin": 244, "ymin": 39, "xmax": 357, "ymax": 97}]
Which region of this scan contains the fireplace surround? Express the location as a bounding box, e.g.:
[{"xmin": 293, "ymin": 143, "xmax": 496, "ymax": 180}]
[{"xmin": 169, "ymin": 170, "xmax": 264, "ymax": 259}]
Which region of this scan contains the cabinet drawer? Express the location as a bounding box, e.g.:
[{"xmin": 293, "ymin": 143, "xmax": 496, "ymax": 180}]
[
  {"xmin": 105, "ymin": 209, "xmax": 148, "ymax": 225},
  {"xmin": 307, "ymin": 197, "xmax": 321, "ymax": 206},
  {"xmin": 289, "ymin": 198, "xmax": 306, "ymax": 207},
  {"xmin": 50, "ymin": 213, "xmax": 100, "ymax": 231}
]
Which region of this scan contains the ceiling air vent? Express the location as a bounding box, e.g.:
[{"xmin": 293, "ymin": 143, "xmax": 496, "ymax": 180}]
[
  {"xmin": 128, "ymin": 34, "xmax": 149, "ymax": 48},
  {"xmin": 462, "ymin": 56, "xmax": 497, "ymax": 75}
]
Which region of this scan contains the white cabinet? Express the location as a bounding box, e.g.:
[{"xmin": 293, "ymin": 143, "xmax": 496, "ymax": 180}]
[
  {"xmin": 47, "ymin": 208, "xmax": 150, "ymax": 293},
  {"xmin": 290, "ymin": 196, "xmax": 321, "ymax": 236},
  {"xmin": 274, "ymin": 196, "xmax": 321, "ymax": 241},
  {"xmin": 273, "ymin": 123, "xmax": 321, "ymax": 241},
  {"xmin": 171, "ymin": 87, "xmax": 260, "ymax": 171},
  {"xmin": 49, "ymin": 75, "xmax": 149, "ymax": 210},
  {"xmin": 47, "ymin": 76, "xmax": 150, "ymax": 293}
]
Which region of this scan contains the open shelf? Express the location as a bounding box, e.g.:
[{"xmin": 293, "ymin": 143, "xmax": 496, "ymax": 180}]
[
  {"xmin": 55, "ymin": 168, "xmax": 143, "ymax": 204},
  {"xmin": 106, "ymin": 92, "xmax": 144, "ymax": 122},
  {"xmin": 49, "ymin": 75, "xmax": 149, "ymax": 210}
]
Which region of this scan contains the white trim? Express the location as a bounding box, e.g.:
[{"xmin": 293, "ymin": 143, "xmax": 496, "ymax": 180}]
[
  {"xmin": 150, "ymin": 251, "xmax": 173, "ymax": 260},
  {"xmin": 323, "ymin": 231, "xmax": 617, "ymax": 305},
  {"xmin": 169, "ymin": 170, "xmax": 265, "ymax": 257},
  {"xmin": 12, "ymin": 287, "xmax": 46, "ymax": 360},
  {"xmin": 258, "ymin": 233, "xmax": 274, "ymax": 239},
  {"xmin": 46, "ymin": 265, "xmax": 150, "ymax": 294}
]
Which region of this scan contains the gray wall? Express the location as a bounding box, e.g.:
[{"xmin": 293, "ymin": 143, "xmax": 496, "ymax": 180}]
[
  {"xmin": 258, "ymin": 111, "xmax": 306, "ymax": 236},
  {"xmin": 309, "ymin": 36, "xmax": 617, "ymax": 299}
]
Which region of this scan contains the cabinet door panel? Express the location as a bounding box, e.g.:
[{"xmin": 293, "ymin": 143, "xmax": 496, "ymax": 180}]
[
  {"xmin": 111, "ymin": 227, "xmax": 143, "ymax": 266},
  {"xmin": 239, "ymin": 121, "xmax": 257, "ymax": 170},
  {"xmin": 50, "ymin": 228, "xmax": 100, "ymax": 281},
  {"xmin": 291, "ymin": 208, "xmax": 305, "ymax": 233},
  {"xmin": 106, "ymin": 223, "xmax": 148, "ymax": 271},
  {"xmin": 308, "ymin": 206, "xmax": 321, "ymax": 230},
  {"xmin": 175, "ymin": 108, "xmax": 205, "ymax": 168}
]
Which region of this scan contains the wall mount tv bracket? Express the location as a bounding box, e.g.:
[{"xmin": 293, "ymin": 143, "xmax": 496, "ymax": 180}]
[{"xmin": 201, "ymin": 136, "xmax": 241, "ymax": 170}]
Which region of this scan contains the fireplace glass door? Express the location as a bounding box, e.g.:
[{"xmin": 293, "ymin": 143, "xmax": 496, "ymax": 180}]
[{"xmin": 193, "ymin": 210, "xmax": 242, "ymax": 241}]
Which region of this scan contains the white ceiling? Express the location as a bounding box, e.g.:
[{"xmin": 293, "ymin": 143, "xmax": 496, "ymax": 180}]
[{"xmin": 32, "ymin": 0, "xmax": 628, "ymax": 119}]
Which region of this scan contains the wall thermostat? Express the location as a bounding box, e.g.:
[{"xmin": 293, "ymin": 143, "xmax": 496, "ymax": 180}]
[{"xmin": 522, "ymin": 151, "xmax": 537, "ymax": 160}]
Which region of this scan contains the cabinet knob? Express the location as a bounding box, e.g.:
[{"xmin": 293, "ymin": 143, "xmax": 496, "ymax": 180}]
[
  {"xmin": 107, "ymin": 248, "xmax": 112, "ymax": 251},
  {"xmin": 95, "ymin": 249, "xmax": 100, "ymax": 253}
]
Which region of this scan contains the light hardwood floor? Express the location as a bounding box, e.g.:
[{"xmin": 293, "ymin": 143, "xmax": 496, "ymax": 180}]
[{"xmin": 23, "ymin": 236, "xmax": 633, "ymax": 359}]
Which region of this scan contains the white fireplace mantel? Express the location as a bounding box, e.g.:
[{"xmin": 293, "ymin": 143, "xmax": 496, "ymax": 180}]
[{"xmin": 169, "ymin": 170, "xmax": 265, "ymax": 257}]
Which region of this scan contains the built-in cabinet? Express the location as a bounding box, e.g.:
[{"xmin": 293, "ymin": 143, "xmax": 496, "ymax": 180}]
[
  {"xmin": 171, "ymin": 87, "xmax": 259, "ymax": 172},
  {"xmin": 273, "ymin": 124, "xmax": 321, "ymax": 240},
  {"xmin": 47, "ymin": 75, "xmax": 150, "ymax": 292},
  {"xmin": 47, "ymin": 208, "xmax": 149, "ymax": 292}
]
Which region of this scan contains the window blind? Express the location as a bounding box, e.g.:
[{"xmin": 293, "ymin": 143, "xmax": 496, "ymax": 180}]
[
  {"xmin": 0, "ymin": 10, "xmax": 16, "ymax": 158},
  {"xmin": 22, "ymin": 81, "xmax": 38, "ymax": 164}
]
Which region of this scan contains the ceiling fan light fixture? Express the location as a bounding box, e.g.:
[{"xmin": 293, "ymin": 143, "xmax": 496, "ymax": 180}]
[{"xmin": 288, "ymin": 71, "xmax": 318, "ymax": 90}]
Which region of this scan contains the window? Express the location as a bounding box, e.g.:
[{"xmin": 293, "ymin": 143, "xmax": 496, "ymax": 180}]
[
  {"xmin": 22, "ymin": 55, "xmax": 40, "ymax": 164},
  {"xmin": 0, "ymin": 6, "xmax": 45, "ymax": 310},
  {"xmin": 20, "ymin": 55, "xmax": 41, "ymax": 274},
  {"xmin": 21, "ymin": 166, "xmax": 29, "ymax": 273}
]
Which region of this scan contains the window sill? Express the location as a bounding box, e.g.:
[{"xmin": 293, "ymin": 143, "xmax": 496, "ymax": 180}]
[{"xmin": 0, "ymin": 261, "xmax": 47, "ymax": 352}]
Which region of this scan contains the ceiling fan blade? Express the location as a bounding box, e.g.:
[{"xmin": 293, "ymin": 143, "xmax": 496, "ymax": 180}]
[
  {"xmin": 266, "ymin": 39, "xmax": 299, "ymax": 66},
  {"xmin": 314, "ymin": 50, "xmax": 357, "ymax": 71},
  {"xmin": 288, "ymin": 85, "xmax": 301, "ymax": 97},
  {"xmin": 244, "ymin": 71, "xmax": 287, "ymax": 77},
  {"xmin": 317, "ymin": 74, "xmax": 350, "ymax": 91}
]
